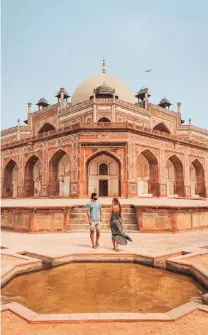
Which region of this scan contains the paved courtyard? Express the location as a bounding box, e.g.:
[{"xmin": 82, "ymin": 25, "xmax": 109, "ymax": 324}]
[
  {"xmin": 1, "ymin": 229, "xmax": 208, "ymax": 335},
  {"xmin": 2, "ymin": 229, "xmax": 208, "ymax": 257}
]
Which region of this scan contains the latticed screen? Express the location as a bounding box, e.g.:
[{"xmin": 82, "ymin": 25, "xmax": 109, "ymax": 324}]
[{"xmin": 99, "ymin": 163, "xmax": 108, "ymax": 175}]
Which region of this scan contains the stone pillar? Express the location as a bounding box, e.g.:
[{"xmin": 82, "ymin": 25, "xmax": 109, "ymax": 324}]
[
  {"xmin": 159, "ymin": 184, "xmax": 167, "ymax": 197},
  {"xmin": 27, "ymin": 102, "xmax": 33, "ymax": 131},
  {"xmin": 79, "ymin": 146, "xmax": 86, "ymax": 197},
  {"xmin": 60, "ymin": 89, "xmax": 64, "ymax": 101},
  {"xmin": 177, "ymin": 102, "xmax": 181, "ymax": 113},
  {"xmin": 27, "ymin": 102, "xmax": 32, "ymax": 114}
]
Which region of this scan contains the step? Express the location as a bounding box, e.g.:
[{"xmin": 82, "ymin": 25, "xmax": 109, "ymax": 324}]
[
  {"xmin": 67, "ymin": 224, "xmax": 138, "ymax": 231},
  {"xmin": 70, "ymin": 219, "xmax": 137, "ymax": 225},
  {"xmin": 70, "ymin": 213, "xmax": 136, "ymax": 220},
  {"xmin": 71, "ymin": 207, "xmax": 136, "ymax": 214}
]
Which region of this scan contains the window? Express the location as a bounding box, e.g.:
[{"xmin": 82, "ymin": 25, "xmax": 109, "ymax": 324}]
[
  {"xmin": 98, "ymin": 117, "xmax": 111, "ymax": 122},
  {"xmin": 99, "ymin": 163, "xmax": 108, "ymax": 175}
]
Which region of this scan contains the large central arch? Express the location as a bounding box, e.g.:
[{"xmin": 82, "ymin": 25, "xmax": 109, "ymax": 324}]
[{"xmin": 86, "ymin": 151, "xmax": 121, "ymax": 197}]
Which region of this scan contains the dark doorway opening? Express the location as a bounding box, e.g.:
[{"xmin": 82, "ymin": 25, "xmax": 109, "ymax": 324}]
[{"xmin": 99, "ymin": 180, "xmax": 108, "ymax": 196}]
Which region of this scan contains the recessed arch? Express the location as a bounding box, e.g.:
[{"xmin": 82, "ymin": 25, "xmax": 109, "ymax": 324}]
[
  {"xmin": 136, "ymin": 149, "xmax": 159, "ymax": 196},
  {"xmin": 24, "ymin": 155, "xmax": 41, "ymax": 197},
  {"xmin": 3, "ymin": 159, "xmax": 19, "ymax": 198},
  {"xmin": 38, "ymin": 122, "xmax": 56, "ymax": 134},
  {"xmin": 166, "ymin": 155, "xmax": 185, "ymax": 197},
  {"xmin": 97, "ymin": 117, "xmax": 111, "ymax": 122},
  {"xmin": 86, "ymin": 150, "xmax": 121, "ymax": 197},
  {"xmin": 48, "ymin": 149, "xmax": 71, "ymax": 197},
  {"xmin": 190, "ymin": 159, "xmax": 206, "ymax": 197},
  {"xmin": 153, "ymin": 123, "xmax": 171, "ymax": 134}
]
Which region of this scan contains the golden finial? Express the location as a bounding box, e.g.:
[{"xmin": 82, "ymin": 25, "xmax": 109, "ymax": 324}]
[{"xmin": 102, "ymin": 59, "xmax": 106, "ymax": 73}]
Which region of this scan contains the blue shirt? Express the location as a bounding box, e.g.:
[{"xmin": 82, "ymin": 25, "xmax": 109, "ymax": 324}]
[{"xmin": 86, "ymin": 200, "xmax": 101, "ymax": 222}]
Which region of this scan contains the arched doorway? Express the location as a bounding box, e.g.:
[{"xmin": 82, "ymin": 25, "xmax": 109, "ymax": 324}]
[
  {"xmin": 190, "ymin": 160, "xmax": 206, "ymax": 197},
  {"xmin": 136, "ymin": 150, "xmax": 159, "ymax": 196},
  {"xmin": 38, "ymin": 123, "xmax": 55, "ymax": 134},
  {"xmin": 3, "ymin": 160, "xmax": 18, "ymax": 198},
  {"xmin": 24, "ymin": 155, "xmax": 41, "ymax": 197},
  {"xmin": 97, "ymin": 117, "xmax": 111, "ymax": 122},
  {"xmin": 166, "ymin": 159, "xmax": 175, "ymax": 196},
  {"xmin": 166, "ymin": 155, "xmax": 185, "ymax": 197},
  {"xmin": 48, "ymin": 150, "xmax": 71, "ymax": 197},
  {"xmin": 87, "ymin": 153, "xmax": 120, "ymax": 197},
  {"xmin": 153, "ymin": 123, "xmax": 170, "ymax": 134}
]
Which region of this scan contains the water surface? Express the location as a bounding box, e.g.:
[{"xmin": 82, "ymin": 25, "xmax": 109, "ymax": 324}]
[{"xmin": 2, "ymin": 263, "xmax": 205, "ymax": 313}]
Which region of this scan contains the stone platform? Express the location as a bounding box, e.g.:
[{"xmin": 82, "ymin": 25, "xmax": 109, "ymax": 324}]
[{"xmin": 1, "ymin": 197, "xmax": 208, "ymax": 233}]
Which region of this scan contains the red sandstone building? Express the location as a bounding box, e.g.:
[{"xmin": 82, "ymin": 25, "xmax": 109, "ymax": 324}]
[{"xmin": 1, "ymin": 61, "xmax": 208, "ymax": 199}]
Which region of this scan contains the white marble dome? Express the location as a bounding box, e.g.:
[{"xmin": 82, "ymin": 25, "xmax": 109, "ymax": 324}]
[{"xmin": 71, "ymin": 73, "xmax": 137, "ymax": 105}]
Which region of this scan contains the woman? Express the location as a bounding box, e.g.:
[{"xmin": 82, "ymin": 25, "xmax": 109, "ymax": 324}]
[{"xmin": 109, "ymin": 198, "xmax": 132, "ymax": 251}]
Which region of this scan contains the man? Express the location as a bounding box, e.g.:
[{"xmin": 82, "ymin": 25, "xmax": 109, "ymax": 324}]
[{"xmin": 86, "ymin": 192, "xmax": 102, "ymax": 248}]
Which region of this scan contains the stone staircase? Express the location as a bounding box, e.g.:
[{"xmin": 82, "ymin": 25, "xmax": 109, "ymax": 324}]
[{"xmin": 67, "ymin": 205, "xmax": 138, "ymax": 231}]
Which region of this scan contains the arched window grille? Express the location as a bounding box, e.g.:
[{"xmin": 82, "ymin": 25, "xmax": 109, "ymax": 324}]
[{"xmin": 99, "ymin": 163, "xmax": 108, "ymax": 175}]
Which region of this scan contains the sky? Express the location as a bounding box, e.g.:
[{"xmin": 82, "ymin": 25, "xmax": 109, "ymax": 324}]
[{"xmin": 1, "ymin": 0, "xmax": 208, "ymax": 130}]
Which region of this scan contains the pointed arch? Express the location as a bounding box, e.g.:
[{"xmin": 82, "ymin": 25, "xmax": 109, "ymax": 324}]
[
  {"xmin": 153, "ymin": 123, "xmax": 171, "ymax": 134},
  {"xmin": 24, "ymin": 155, "xmax": 41, "ymax": 197},
  {"xmin": 38, "ymin": 122, "xmax": 56, "ymax": 134},
  {"xmin": 48, "ymin": 149, "xmax": 71, "ymax": 197},
  {"xmin": 190, "ymin": 159, "xmax": 206, "ymax": 197},
  {"xmin": 136, "ymin": 149, "xmax": 159, "ymax": 196},
  {"xmin": 86, "ymin": 150, "xmax": 121, "ymax": 197},
  {"xmin": 166, "ymin": 155, "xmax": 185, "ymax": 197},
  {"xmin": 3, "ymin": 159, "xmax": 19, "ymax": 198}
]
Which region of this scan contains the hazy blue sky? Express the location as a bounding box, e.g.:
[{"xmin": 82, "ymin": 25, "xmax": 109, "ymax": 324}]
[{"xmin": 2, "ymin": 0, "xmax": 208, "ymax": 129}]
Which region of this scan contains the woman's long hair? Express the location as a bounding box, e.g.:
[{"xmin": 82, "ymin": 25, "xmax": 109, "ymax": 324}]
[{"xmin": 112, "ymin": 198, "xmax": 122, "ymax": 216}]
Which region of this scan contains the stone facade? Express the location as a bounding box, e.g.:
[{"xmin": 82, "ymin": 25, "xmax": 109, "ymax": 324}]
[{"xmin": 1, "ymin": 68, "xmax": 208, "ymax": 199}]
